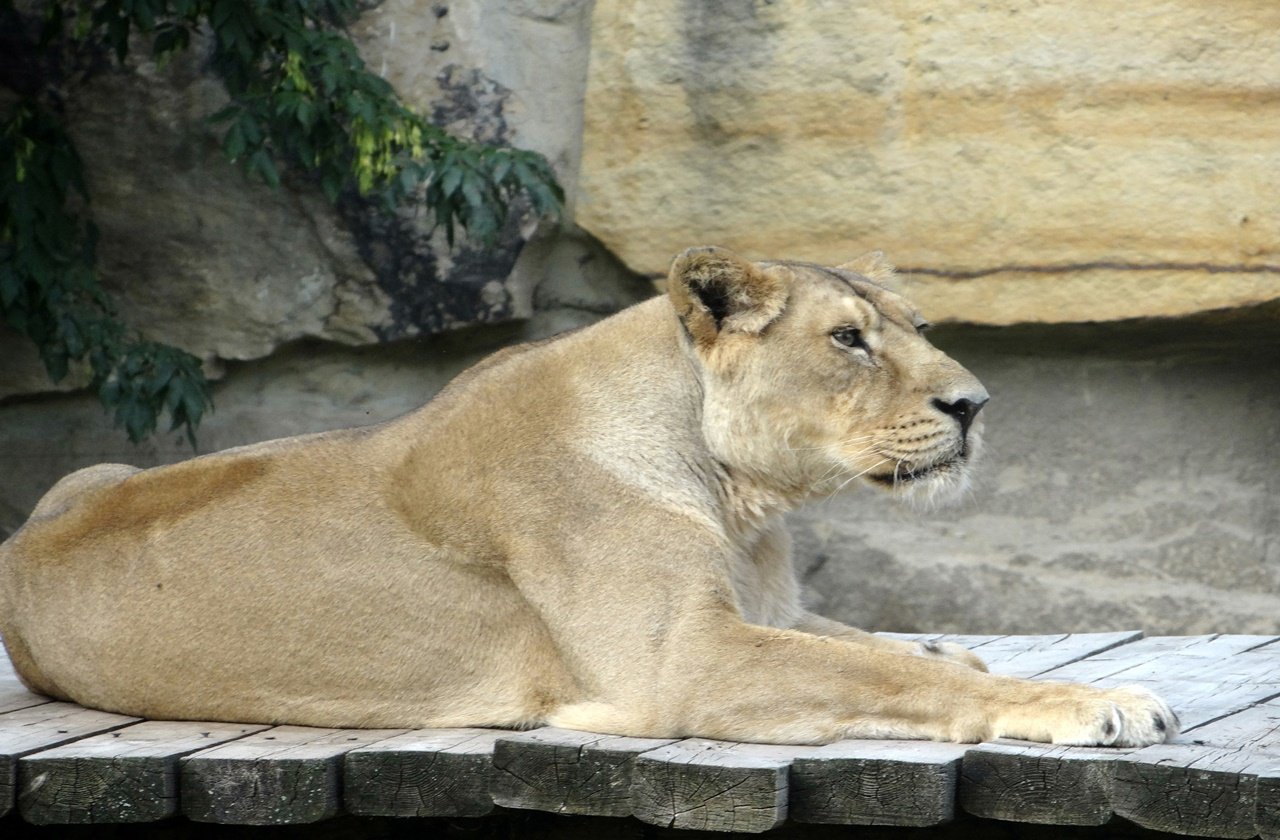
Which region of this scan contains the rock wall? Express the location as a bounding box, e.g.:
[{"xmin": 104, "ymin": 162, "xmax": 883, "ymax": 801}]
[
  {"xmin": 578, "ymin": 0, "xmax": 1280, "ymax": 324},
  {"xmin": 0, "ymin": 0, "xmax": 609, "ymax": 398}
]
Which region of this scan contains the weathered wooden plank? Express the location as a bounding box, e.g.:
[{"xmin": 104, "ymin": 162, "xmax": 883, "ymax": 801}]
[
  {"xmin": 0, "ymin": 685, "xmax": 50, "ymax": 716},
  {"xmin": 180, "ymin": 725, "xmax": 402, "ymax": 825},
  {"xmin": 960, "ymin": 740, "xmax": 1131, "ymax": 827},
  {"xmin": 344, "ymin": 728, "xmax": 505, "ymax": 818},
  {"xmin": 790, "ymin": 739, "xmax": 962, "ymax": 826},
  {"xmin": 0, "ymin": 702, "xmax": 140, "ymax": 817},
  {"xmin": 1111, "ymin": 695, "xmax": 1280, "ymax": 838},
  {"xmin": 959, "ymin": 635, "xmax": 1280, "ymax": 827},
  {"xmin": 17, "ymin": 720, "xmax": 268, "ymax": 824},
  {"xmin": 491, "ymin": 727, "xmax": 677, "ymax": 817},
  {"xmin": 1256, "ymin": 763, "xmax": 1280, "ymax": 840},
  {"xmin": 1043, "ymin": 635, "xmax": 1279, "ymax": 685},
  {"xmin": 0, "ymin": 648, "xmax": 19, "ymax": 681},
  {"xmin": 630, "ymin": 739, "xmax": 793, "ymax": 833},
  {"xmin": 0, "ymin": 652, "xmax": 50, "ymax": 715}
]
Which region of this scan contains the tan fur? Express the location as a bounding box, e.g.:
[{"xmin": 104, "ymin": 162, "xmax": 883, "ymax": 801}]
[{"xmin": 0, "ymin": 248, "xmax": 1177, "ymax": 747}]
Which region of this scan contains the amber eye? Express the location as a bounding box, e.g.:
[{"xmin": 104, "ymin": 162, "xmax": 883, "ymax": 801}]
[{"xmin": 831, "ymin": 326, "xmax": 867, "ymax": 351}]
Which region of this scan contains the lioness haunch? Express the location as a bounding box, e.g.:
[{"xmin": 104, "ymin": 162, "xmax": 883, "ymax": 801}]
[{"xmin": 0, "ymin": 247, "xmax": 1177, "ymax": 747}]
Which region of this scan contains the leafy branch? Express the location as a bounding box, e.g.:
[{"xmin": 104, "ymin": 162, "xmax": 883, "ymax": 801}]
[
  {"xmin": 1, "ymin": 100, "xmax": 210, "ymax": 444},
  {"xmin": 0, "ymin": 0, "xmax": 563, "ymax": 444}
]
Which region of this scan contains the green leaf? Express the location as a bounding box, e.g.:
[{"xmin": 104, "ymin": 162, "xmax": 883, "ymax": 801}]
[
  {"xmin": 181, "ymin": 386, "xmax": 206, "ymax": 428},
  {"xmin": 207, "ymin": 104, "xmax": 240, "ymax": 124},
  {"xmin": 223, "ymin": 122, "xmax": 245, "ymax": 160},
  {"xmin": 491, "ymin": 155, "xmax": 512, "ymax": 183},
  {"xmin": 440, "ymin": 165, "xmax": 462, "ymax": 198},
  {"xmin": 461, "ymin": 172, "xmax": 483, "ymax": 209},
  {"xmin": 149, "ymin": 358, "xmax": 176, "ymax": 395}
]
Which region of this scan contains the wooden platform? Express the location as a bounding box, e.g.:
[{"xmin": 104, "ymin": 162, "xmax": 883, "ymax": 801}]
[{"xmin": 3, "ymin": 632, "xmax": 1280, "ymax": 836}]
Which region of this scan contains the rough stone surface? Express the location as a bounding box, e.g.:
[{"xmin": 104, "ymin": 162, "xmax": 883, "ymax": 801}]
[
  {"xmin": 578, "ymin": 1, "xmax": 1280, "ymax": 323},
  {"xmin": 0, "ymin": 0, "xmax": 603, "ymax": 398},
  {"xmin": 352, "ymin": 0, "xmax": 595, "ymax": 198},
  {"xmin": 0, "ymin": 228, "xmax": 651, "ymax": 538},
  {"xmin": 794, "ymin": 309, "xmax": 1280, "ymax": 636}
]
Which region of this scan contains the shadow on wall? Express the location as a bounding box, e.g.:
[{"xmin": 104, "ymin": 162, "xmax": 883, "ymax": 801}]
[{"xmin": 795, "ymin": 304, "xmax": 1280, "ymax": 637}]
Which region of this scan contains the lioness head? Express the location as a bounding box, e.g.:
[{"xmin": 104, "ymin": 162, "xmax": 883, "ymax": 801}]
[{"xmin": 668, "ymin": 246, "xmax": 989, "ymax": 506}]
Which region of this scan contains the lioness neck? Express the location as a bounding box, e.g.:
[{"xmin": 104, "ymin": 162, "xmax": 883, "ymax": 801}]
[{"xmin": 386, "ymin": 296, "xmax": 787, "ymax": 557}]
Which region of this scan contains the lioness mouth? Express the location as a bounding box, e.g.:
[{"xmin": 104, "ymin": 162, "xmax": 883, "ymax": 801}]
[{"xmin": 868, "ymin": 456, "xmax": 958, "ymax": 486}]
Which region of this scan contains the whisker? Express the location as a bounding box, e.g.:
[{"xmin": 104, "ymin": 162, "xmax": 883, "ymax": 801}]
[
  {"xmin": 783, "ymin": 432, "xmax": 887, "ymax": 453},
  {"xmin": 821, "ymin": 457, "xmax": 891, "ymax": 503}
]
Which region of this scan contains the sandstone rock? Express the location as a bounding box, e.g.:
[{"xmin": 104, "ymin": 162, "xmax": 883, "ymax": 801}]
[
  {"xmin": 353, "ymin": 0, "xmax": 595, "ymax": 195},
  {"xmin": 1, "ymin": 0, "xmax": 604, "ymax": 398},
  {"xmin": 578, "ymin": 1, "xmax": 1280, "ymax": 324}
]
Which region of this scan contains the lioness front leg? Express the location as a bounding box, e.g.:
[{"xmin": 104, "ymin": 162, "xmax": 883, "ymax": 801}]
[
  {"xmin": 510, "ymin": 514, "xmax": 1174, "ymax": 747},
  {"xmin": 665, "ymin": 616, "xmax": 1176, "ymax": 746},
  {"xmin": 793, "ymin": 611, "xmax": 988, "ymax": 672}
]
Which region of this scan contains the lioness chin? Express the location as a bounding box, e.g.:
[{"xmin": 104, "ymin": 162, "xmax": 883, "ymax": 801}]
[{"xmin": 0, "ymin": 247, "xmax": 1176, "ymax": 748}]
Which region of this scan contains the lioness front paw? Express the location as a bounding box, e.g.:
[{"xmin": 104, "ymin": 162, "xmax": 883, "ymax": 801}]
[
  {"xmin": 1002, "ymin": 684, "xmax": 1178, "ymax": 747},
  {"xmin": 1082, "ymin": 685, "xmax": 1179, "ymax": 747},
  {"xmin": 918, "ymin": 640, "xmax": 988, "ymax": 672}
]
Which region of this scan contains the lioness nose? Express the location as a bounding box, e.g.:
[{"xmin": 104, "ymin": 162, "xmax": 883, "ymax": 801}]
[{"xmin": 932, "ymin": 396, "xmax": 988, "ymax": 438}]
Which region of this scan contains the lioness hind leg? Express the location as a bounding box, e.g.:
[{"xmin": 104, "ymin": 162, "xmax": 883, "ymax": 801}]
[
  {"xmin": 1, "ymin": 463, "xmax": 139, "ymax": 701},
  {"xmin": 29, "ymin": 464, "xmax": 140, "ymax": 519},
  {"xmin": 546, "ymin": 701, "xmax": 646, "ymax": 735}
]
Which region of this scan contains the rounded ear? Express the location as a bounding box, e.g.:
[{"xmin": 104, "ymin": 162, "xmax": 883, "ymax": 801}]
[
  {"xmin": 667, "ymin": 246, "xmax": 787, "ymax": 348},
  {"xmin": 838, "ymin": 250, "xmax": 896, "ymax": 284}
]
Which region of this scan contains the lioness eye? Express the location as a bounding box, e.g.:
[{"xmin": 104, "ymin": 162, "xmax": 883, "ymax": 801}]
[
  {"xmin": 915, "ymin": 321, "xmax": 932, "ymax": 334},
  {"xmin": 831, "ymin": 327, "xmax": 867, "ymax": 351}
]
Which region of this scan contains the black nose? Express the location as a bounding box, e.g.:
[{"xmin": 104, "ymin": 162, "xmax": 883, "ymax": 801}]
[{"xmin": 932, "ymin": 396, "xmax": 988, "ymax": 438}]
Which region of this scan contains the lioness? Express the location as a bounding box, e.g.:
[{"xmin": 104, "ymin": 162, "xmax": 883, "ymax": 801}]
[{"xmin": 0, "ymin": 248, "xmax": 1176, "ymax": 747}]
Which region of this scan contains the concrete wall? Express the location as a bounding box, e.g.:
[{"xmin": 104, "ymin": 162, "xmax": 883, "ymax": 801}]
[{"xmin": 795, "ymin": 308, "xmax": 1280, "ymax": 635}]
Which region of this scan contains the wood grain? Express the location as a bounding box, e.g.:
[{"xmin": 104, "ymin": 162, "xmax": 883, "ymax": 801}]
[
  {"xmin": 491, "ymin": 727, "xmax": 677, "ymax": 817},
  {"xmin": 0, "ymin": 702, "xmax": 139, "ymax": 817},
  {"xmin": 630, "ymin": 739, "xmax": 794, "ymax": 833},
  {"xmin": 1112, "ymin": 695, "xmax": 1280, "ymax": 838},
  {"xmin": 17, "ymin": 720, "xmax": 268, "ymax": 824},
  {"xmin": 960, "ymin": 635, "xmax": 1280, "ymax": 827},
  {"xmin": 880, "ymin": 631, "xmax": 1144, "ymax": 679},
  {"xmin": 344, "ymin": 728, "xmax": 506, "ymax": 818},
  {"xmin": 180, "ymin": 725, "xmax": 401, "ymax": 825},
  {"xmin": 790, "ymin": 739, "xmax": 963, "ymax": 826}
]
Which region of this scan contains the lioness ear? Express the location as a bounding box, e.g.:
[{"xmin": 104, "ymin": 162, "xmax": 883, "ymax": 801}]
[
  {"xmin": 668, "ymin": 246, "xmax": 787, "ymax": 348},
  {"xmin": 838, "ymin": 250, "xmax": 896, "ymax": 284}
]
